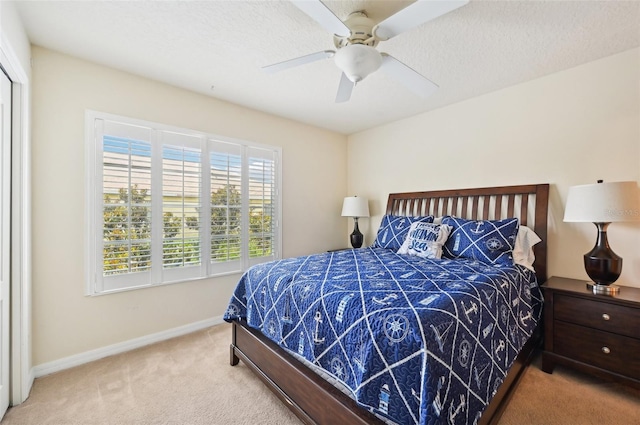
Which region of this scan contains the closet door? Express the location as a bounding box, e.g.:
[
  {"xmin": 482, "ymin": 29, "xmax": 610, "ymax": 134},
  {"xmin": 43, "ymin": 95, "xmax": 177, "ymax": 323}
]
[{"xmin": 0, "ymin": 68, "xmax": 11, "ymax": 417}]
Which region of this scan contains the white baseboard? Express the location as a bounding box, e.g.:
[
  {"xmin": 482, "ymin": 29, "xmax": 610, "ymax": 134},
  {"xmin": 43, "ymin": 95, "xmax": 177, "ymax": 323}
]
[{"xmin": 32, "ymin": 316, "xmax": 225, "ymax": 378}]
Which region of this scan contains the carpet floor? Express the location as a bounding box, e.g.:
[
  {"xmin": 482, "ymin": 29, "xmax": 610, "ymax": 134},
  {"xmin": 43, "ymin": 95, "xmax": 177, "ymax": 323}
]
[{"xmin": 1, "ymin": 323, "xmax": 638, "ymax": 424}]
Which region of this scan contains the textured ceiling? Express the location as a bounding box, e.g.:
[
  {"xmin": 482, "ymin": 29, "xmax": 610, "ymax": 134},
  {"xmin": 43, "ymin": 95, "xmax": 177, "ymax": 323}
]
[{"xmin": 14, "ymin": 0, "xmax": 640, "ymax": 135}]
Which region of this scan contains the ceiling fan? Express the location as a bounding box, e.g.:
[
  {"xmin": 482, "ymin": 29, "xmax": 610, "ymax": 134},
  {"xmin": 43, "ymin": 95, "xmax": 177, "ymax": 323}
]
[{"xmin": 263, "ymin": 0, "xmax": 469, "ymax": 103}]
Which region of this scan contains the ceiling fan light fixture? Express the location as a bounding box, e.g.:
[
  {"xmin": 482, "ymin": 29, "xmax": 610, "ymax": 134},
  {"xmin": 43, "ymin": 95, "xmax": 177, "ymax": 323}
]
[{"xmin": 334, "ymin": 44, "xmax": 382, "ymax": 83}]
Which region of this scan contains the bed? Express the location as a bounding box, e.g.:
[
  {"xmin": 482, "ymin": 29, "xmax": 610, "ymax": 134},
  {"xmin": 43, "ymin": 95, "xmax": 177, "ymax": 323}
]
[{"xmin": 224, "ymin": 184, "xmax": 549, "ymax": 425}]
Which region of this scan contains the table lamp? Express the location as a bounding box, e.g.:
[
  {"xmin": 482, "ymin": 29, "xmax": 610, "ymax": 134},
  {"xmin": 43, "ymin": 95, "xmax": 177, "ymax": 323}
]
[
  {"xmin": 564, "ymin": 180, "xmax": 640, "ymax": 295},
  {"xmin": 341, "ymin": 196, "xmax": 369, "ymax": 248}
]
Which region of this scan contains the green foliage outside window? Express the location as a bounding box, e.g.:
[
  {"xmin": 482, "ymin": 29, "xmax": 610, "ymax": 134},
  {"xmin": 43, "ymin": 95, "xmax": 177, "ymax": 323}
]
[
  {"xmin": 210, "ymin": 184, "xmax": 273, "ymax": 261},
  {"xmin": 103, "ymin": 185, "xmax": 152, "ymax": 275},
  {"xmin": 211, "ymin": 184, "xmax": 241, "ymax": 261},
  {"xmin": 103, "ymin": 184, "xmax": 273, "ymax": 275}
]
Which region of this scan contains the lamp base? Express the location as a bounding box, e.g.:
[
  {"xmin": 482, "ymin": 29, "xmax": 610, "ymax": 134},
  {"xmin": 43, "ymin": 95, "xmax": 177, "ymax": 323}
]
[
  {"xmin": 583, "ymin": 222, "xmax": 622, "ymax": 289},
  {"xmin": 350, "ymin": 217, "xmax": 363, "ymax": 249},
  {"xmin": 586, "ymin": 282, "xmax": 620, "ymax": 296}
]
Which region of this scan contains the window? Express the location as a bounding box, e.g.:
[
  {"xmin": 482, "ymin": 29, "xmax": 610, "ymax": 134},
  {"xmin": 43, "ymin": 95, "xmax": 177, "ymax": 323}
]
[{"xmin": 85, "ymin": 111, "xmax": 281, "ymax": 295}]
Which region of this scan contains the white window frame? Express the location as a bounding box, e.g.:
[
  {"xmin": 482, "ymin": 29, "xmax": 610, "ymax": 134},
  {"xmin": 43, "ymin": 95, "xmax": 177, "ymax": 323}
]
[{"xmin": 85, "ymin": 110, "xmax": 282, "ymax": 295}]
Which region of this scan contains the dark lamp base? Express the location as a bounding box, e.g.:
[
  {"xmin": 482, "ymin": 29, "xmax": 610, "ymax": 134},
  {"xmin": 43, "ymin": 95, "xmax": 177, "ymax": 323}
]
[
  {"xmin": 584, "ymin": 253, "xmax": 622, "ymax": 286},
  {"xmin": 583, "ymin": 222, "xmax": 622, "ymax": 288},
  {"xmin": 350, "ymin": 233, "xmax": 363, "ymax": 249},
  {"xmin": 350, "ymin": 218, "xmax": 363, "ymax": 249}
]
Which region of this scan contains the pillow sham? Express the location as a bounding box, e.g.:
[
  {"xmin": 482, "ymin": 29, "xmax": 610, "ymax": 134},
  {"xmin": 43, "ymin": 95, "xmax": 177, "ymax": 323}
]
[
  {"xmin": 397, "ymin": 222, "xmax": 452, "ymax": 259},
  {"xmin": 372, "ymin": 215, "xmax": 434, "ymax": 250},
  {"xmin": 513, "ymin": 225, "xmax": 542, "ymax": 271},
  {"xmin": 441, "ymin": 216, "xmax": 519, "ymax": 266}
]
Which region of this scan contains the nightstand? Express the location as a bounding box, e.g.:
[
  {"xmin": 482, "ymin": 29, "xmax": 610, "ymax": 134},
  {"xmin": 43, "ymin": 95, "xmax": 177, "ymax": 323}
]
[{"xmin": 541, "ymin": 276, "xmax": 640, "ymax": 389}]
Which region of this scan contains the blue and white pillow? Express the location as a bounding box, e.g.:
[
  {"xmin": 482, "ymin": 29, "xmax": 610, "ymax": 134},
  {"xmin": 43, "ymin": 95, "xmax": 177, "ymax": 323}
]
[
  {"xmin": 397, "ymin": 222, "xmax": 452, "ymax": 259},
  {"xmin": 372, "ymin": 215, "xmax": 434, "ymax": 250},
  {"xmin": 441, "ymin": 216, "xmax": 519, "ymax": 266}
]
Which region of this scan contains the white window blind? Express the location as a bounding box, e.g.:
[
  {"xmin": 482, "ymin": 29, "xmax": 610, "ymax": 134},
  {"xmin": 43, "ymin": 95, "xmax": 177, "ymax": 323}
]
[
  {"xmin": 86, "ymin": 111, "xmax": 281, "ymax": 295},
  {"xmin": 98, "ymin": 121, "xmax": 153, "ymax": 291},
  {"xmin": 159, "ymin": 131, "xmax": 205, "ymax": 283},
  {"xmin": 209, "ymin": 141, "xmax": 243, "ymax": 274},
  {"xmin": 247, "ymin": 146, "xmax": 277, "ymax": 266}
]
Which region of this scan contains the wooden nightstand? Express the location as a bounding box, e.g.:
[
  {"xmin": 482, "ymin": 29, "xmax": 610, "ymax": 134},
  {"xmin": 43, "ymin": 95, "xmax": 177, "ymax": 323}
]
[{"xmin": 541, "ymin": 276, "xmax": 640, "ymax": 389}]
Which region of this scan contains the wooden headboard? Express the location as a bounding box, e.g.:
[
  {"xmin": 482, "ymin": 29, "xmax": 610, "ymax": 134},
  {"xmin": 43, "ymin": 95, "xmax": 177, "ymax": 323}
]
[{"xmin": 386, "ymin": 184, "xmax": 550, "ymax": 283}]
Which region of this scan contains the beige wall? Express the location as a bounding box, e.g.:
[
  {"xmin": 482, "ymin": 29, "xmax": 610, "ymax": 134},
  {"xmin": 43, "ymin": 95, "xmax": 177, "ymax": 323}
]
[
  {"xmin": 30, "ymin": 47, "xmax": 347, "ymax": 366},
  {"xmin": 348, "ymin": 48, "xmax": 640, "ymax": 288}
]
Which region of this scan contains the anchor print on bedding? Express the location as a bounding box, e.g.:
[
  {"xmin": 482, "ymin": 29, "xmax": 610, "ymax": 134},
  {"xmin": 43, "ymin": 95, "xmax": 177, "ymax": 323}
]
[{"xmin": 224, "ymin": 247, "xmax": 542, "ymax": 425}]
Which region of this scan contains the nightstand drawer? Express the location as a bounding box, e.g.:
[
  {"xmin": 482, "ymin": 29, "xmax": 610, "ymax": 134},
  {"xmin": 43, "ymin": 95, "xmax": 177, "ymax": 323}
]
[
  {"xmin": 554, "ymin": 294, "xmax": 640, "ymax": 339},
  {"xmin": 554, "ymin": 321, "xmax": 640, "ymax": 379}
]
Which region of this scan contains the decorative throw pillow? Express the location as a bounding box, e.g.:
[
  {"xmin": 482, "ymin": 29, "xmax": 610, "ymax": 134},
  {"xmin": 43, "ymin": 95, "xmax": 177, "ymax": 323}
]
[
  {"xmin": 441, "ymin": 216, "xmax": 519, "ymax": 266},
  {"xmin": 372, "ymin": 215, "xmax": 434, "ymax": 250},
  {"xmin": 397, "ymin": 222, "xmax": 452, "ymax": 259},
  {"xmin": 513, "ymin": 225, "xmax": 542, "ymax": 271}
]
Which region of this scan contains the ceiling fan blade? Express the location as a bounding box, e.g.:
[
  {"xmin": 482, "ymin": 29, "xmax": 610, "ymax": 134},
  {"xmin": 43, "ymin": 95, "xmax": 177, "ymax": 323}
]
[
  {"xmin": 380, "ymin": 54, "xmax": 438, "ymax": 98},
  {"xmin": 262, "ymin": 50, "xmax": 335, "ymax": 74},
  {"xmin": 335, "ymin": 72, "xmax": 354, "ymax": 103},
  {"xmin": 290, "ymin": 0, "xmax": 351, "ymax": 37},
  {"xmin": 374, "ymin": 0, "xmax": 469, "ymax": 41}
]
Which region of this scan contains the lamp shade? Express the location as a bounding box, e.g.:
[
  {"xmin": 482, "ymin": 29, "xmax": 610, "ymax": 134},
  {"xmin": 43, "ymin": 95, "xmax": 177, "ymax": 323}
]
[
  {"xmin": 341, "ymin": 196, "xmax": 370, "ymax": 218},
  {"xmin": 564, "ymin": 181, "xmax": 640, "ymax": 223}
]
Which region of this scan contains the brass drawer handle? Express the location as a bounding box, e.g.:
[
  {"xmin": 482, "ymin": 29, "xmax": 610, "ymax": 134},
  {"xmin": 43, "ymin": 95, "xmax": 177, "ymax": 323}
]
[
  {"xmin": 602, "ymin": 346, "xmax": 611, "ymax": 354},
  {"xmin": 602, "ymin": 313, "xmax": 610, "ymax": 321}
]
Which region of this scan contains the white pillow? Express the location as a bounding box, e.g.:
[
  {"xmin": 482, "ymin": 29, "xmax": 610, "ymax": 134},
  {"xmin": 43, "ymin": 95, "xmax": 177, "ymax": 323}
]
[
  {"xmin": 397, "ymin": 222, "xmax": 452, "ymax": 259},
  {"xmin": 513, "ymin": 226, "xmax": 542, "ymax": 271}
]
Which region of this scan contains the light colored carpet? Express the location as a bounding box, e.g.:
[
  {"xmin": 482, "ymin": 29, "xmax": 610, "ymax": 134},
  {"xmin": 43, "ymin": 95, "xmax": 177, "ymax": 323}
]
[
  {"xmin": 2, "ymin": 324, "xmax": 301, "ymax": 425},
  {"xmin": 2, "ymin": 323, "xmax": 638, "ymax": 424},
  {"xmin": 500, "ymin": 354, "xmax": 640, "ymax": 425}
]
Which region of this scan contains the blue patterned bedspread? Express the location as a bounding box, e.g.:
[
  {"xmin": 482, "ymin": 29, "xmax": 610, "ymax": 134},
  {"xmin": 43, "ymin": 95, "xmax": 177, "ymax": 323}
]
[{"xmin": 224, "ymin": 247, "xmax": 542, "ymax": 425}]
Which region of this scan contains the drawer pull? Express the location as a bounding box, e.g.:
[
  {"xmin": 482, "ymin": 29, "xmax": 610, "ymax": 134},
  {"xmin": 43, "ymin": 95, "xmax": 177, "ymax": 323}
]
[
  {"xmin": 601, "ymin": 346, "xmax": 611, "ymax": 354},
  {"xmin": 602, "ymin": 313, "xmax": 610, "ymax": 321}
]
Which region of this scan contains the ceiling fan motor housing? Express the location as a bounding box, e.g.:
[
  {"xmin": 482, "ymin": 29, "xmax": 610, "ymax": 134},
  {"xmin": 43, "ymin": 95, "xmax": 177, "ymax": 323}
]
[{"xmin": 333, "ymin": 11, "xmax": 378, "ymax": 48}]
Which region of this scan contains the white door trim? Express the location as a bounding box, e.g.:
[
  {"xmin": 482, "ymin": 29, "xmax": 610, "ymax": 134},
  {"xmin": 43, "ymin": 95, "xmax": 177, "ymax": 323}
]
[
  {"xmin": 0, "ymin": 30, "xmax": 32, "ymax": 404},
  {"xmin": 0, "ymin": 53, "xmax": 11, "ymax": 417}
]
